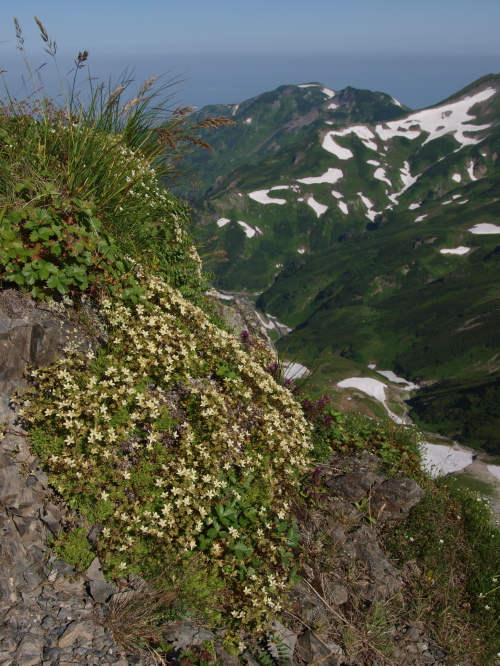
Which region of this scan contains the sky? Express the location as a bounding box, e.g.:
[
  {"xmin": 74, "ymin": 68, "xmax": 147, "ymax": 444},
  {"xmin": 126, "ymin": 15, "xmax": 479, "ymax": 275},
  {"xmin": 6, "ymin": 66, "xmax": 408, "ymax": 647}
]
[{"xmin": 1, "ymin": 0, "xmax": 499, "ymax": 111}]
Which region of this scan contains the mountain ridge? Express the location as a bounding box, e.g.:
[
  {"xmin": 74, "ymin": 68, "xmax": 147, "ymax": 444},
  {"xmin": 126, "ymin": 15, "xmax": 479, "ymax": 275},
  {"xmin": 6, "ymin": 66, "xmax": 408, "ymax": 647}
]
[{"xmin": 185, "ymin": 74, "xmax": 500, "ymax": 451}]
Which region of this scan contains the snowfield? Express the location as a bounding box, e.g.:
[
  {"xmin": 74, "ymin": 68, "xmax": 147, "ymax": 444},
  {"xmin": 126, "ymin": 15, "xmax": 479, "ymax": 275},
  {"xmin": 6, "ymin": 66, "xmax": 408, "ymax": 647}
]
[
  {"xmin": 376, "ymin": 370, "xmax": 418, "ymax": 389},
  {"xmin": 440, "ymin": 247, "xmax": 470, "ymax": 255},
  {"xmin": 420, "ymin": 444, "xmax": 474, "ymax": 478},
  {"xmin": 237, "ymin": 221, "xmax": 261, "ymax": 238},
  {"xmin": 375, "ymin": 88, "xmax": 495, "ymax": 146},
  {"xmin": 357, "ymin": 192, "xmax": 381, "ymax": 221},
  {"xmin": 337, "ymin": 377, "xmax": 387, "ymax": 403},
  {"xmin": 469, "ymin": 223, "xmax": 500, "ymax": 234},
  {"xmin": 248, "ymin": 189, "xmax": 287, "ymax": 205},
  {"xmin": 322, "ymin": 126, "xmax": 378, "ymax": 157},
  {"xmin": 337, "ymin": 377, "xmax": 404, "ymax": 424},
  {"xmin": 374, "ymin": 167, "xmax": 392, "ymax": 186},
  {"xmin": 297, "ymin": 167, "xmax": 343, "ymax": 185},
  {"xmin": 297, "ymin": 83, "xmax": 335, "ymax": 98},
  {"xmin": 387, "ymin": 162, "xmax": 417, "ymax": 205},
  {"xmin": 487, "ymin": 465, "xmax": 500, "ymax": 482},
  {"xmin": 322, "ymin": 134, "xmax": 354, "ymax": 160},
  {"xmin": 283, "ymin": 362, "xmax": 310, "ymax": 379},
  {"xmin": 306, "ymin": 196, "xmax": 328, "ymax": 217}
]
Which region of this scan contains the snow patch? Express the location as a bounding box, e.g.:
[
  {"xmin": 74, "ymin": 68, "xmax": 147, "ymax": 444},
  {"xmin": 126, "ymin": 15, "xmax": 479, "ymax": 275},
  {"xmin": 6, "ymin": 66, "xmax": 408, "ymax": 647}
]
[
  {"xmin": 469, "ymin": 223, "xmax": 500, "ymax": 234},
  {"xmin": 442, "ymin": 200, "xmax": 452, "ymax": 205},
  {"xmin": 297, "ymin": 167, "xmax": 343, "ymax": 185},
  {"xmin": 322, "ymin": 134, "xmax": 354, "ymax": 160},
  {"xmin": 298, "ymin": 248, "xmax": 305, "ymax": 254},
  {"xmin": 388, "ymin": 162, "xmax": 417, "ymax": 205},
  {"xmin": 237, "ymin": 221, "xmax": 262, "ymax": 238},
  {"xmin": 367, "ymin": 159, "xmax": 381, "ymax": 166},
  {"xmin": 374, "ymin": 168, "xmax": 392, "ymax": 186},
  {"xmin": 375, "ymin": 88, "xmax": 495, "ymax": 146},
  {"xmin": 306, "ymin": 196, "xmax": 328, "ymax": 217},
  {"xmin": 452, "ymin": 173, "xmax": 462, "ymax": 183},
  {"xmin": 487, "ymin": 465, "xmax": 500, "ymax": 482},
  {"xmin": 376, "ymin": 370, "xmax": 418, "ymax": 389},
  {"xmin": 322, "ymin": 87, "xmax": 336, "ymax": 98},
  {"xmin": 420, "ymin": 443, "xmax": 474, "ymax": 478},
  {"xmin": 297, "ymin": 83, "xmax": 335, "ymax": 99},
  {"xmin": 467, "ymin": 161, "xmax": 477, "ymax": 181},
  {"xmin": 337, "ymin": 377, "xmax": 403, "ymax": 424},
  {"xmin": 440, "ymin": 247, "xmax": 470, "ymax": 255},
  {"xmin": 452, "ymin": 194, "xmax": 462, "ymax": 200},
  {"xmin": 256, "ymin": 312, "xmax": 293, "ymax": 336},
  {"xmin": 248, "ymin": 189, "xmax": 287, "ymax": 205},
  {"xmin": 391, "ymin": 97, "xmax": 404, "ymax": 108},
  {"xmin": 331, "ymin": 190, "xmax": 344, "ymax": 199},
  {"xmin": 283, "ymin": 362, "xmax": 310, "ymax": 380},
  {"xmin": 457, "ymin": 200, "xmax": 469, "ymax": 204},
  {"xmin": 415, "ymin": 214, "xmax": 428, "ymax": 222},
  {"xmin": 207, "ymin": 288, "xmax": 234, "ymax": 301},
  {"xmin": 232, "ymin": 104, "xmax": 239, "ymax": 116},
  {"xmin": 322, "ymin": 125, "xmax": 378, "ymax": 158},
  {"xmin": 338, "ymin": 201, "xmax": 349, "ymax": 214},
  {"xmin": 338, "ymin": 377, "xmax": 387, "ymax": 403},
  {"xmin": 357, "ymin": 192, "xmax": 381, "ymax": 222},
  {"xmin": 328, "ymin": 102, "xmax": 339, "ymax": 110},
  {"xmin": 409, "ymin": 203, "xmax": 420, "ymax": 210},
  {"xmin": 244, "ymin": 118, "xmax": 252, "ymax": 124},
  {"xmin": 217, "ymin": 217, "xmax": 231, "ymax": 228}
]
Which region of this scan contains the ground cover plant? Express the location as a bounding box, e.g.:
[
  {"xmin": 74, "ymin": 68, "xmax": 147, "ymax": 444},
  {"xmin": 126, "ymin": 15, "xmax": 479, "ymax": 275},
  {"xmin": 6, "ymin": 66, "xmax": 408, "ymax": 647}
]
[
  {"xmin": 19, "ymin": 273, "xmax": 311, "ymax": 649},
  {"xmin": 301, "ymin": 394, "xmax": 500, "ymax": 665}
]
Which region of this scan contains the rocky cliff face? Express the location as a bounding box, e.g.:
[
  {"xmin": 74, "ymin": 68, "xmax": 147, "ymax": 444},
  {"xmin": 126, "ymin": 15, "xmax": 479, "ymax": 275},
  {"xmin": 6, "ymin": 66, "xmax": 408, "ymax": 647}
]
[{"xmin": 0, "ymin": 288, "xmax": 443, "ymax": 665}]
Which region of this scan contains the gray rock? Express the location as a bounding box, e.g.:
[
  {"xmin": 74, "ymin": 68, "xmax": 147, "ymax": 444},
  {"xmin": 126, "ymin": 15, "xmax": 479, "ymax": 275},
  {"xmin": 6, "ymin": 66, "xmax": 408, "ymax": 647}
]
[
  {"xmin": 371, "ymin": 477, "xmax": 425, "ymax": 521},
  {"xmin": 267, "ymin": 619, "xmax": 297, "ymax": 665},
  {"xmin": 324, "ymin": 581, "xmax": 349, "ymax": 605},
  {"xmin": 87, "ymin": 557, "xmax": 106, "ymax": 583},
  {"xmin": 14, "ymin": 633, "xmax": 44, "ymax": 666},
  {"xmin": 295, "ymin": 630, "xmax": 342, "ymax": 666},
  {"xmin": 58, "ymin": 620, "xmax": 96, "ymax": 648},
  {"xmin": 89, "ymin": 580, "xmax": 115, "ymax": 604},
  {"xmin": 163, "ymin": 621, "xmax": 215, "ymax": 650},
  {"xmin": 40, "ymin": 507, "xmax": 62, "ymax": 534}
]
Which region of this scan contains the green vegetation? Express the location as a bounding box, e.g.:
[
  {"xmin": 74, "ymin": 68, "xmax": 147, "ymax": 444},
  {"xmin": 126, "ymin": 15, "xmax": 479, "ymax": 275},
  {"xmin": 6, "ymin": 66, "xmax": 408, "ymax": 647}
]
[
  {"xmin": 1, "ymin": 22, "xmax": 500, "ymax": 664},
  {"xmin": 184, "ymin": 75, "xmax": 500, "ymax": 450},
  {"xmin": 407, "ymin": 372, "xmax": 500, "ymax": 453},
  {"xmin": 384, "ymin": 480, "xmax": 500, "ymax": 665},
  {"xmin": 21, "ymin": 274, "xmax": 310, "ymax": 642},
  {"xmin": 296, "ymin": 395, "xmax": 500, "ymax": 665}
]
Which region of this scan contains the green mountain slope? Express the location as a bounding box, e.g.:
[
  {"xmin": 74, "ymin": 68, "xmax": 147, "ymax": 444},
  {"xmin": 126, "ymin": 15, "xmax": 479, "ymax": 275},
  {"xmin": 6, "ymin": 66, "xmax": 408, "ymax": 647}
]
[
  {"xmin": 184, "ymin": 83, "xmax": 408, "ymax": 194},
  {"xmin": 187, "ymin": 75, "xmax": 500, "ymax": 451}
]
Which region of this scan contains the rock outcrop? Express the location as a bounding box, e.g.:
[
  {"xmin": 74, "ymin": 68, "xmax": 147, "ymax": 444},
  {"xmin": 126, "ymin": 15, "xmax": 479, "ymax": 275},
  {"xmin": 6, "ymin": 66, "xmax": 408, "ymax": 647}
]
[{"xmin": 0, "ymin": 288, "xmax": 441, "ymax": 665}]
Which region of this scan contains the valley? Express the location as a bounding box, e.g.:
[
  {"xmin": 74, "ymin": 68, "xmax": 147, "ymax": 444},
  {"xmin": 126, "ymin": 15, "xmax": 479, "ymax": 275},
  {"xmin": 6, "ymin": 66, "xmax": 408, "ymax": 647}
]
[{"xmin": 183, "ymin": 74, "xmax": 500, "ymax": 455}]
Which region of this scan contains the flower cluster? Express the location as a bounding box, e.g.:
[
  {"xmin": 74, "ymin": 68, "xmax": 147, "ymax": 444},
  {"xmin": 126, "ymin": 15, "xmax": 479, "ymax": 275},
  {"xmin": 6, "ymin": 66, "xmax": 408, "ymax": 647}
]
[{"xmin": 21, "ymin": 273, "xmax": 312, "ymax": 633}]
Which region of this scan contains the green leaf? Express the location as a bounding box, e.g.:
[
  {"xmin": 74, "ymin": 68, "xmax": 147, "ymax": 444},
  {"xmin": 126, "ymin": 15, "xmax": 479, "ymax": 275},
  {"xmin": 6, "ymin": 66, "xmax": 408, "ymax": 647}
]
[{"xmin": 46, "ymin": 273, "xmax": 70, "ymax": 294}]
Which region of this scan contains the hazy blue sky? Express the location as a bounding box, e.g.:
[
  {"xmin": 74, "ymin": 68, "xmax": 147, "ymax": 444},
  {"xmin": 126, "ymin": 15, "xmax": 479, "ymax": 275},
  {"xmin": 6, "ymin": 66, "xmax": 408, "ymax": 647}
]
[{"xmin": 1, "ymin": 0, "xmax": 499, "ymax": 110}]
